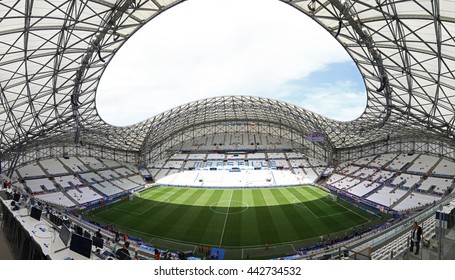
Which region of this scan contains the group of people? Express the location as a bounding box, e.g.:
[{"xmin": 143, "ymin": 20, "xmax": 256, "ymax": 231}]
[
  {"xmin": 197, "ymin": 245, "xmax": 212, "ymax": 257},
  {"xmin": 82, "ymin": 218, "xmax": 185, "ymax": 260},
  {"xmin": 83, "ymin": 218, "xmax": 426, "ymax": 260}
]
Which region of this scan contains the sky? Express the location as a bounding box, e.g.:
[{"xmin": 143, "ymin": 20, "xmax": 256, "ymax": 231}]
[{"xmin": 96, "ymin": 0, "xmax": 366, "ymax": 127}]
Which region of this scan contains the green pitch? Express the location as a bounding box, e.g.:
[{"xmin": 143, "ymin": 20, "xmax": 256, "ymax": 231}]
[{"xmin": 83, "ymin": 185, "xmax": 384, "ymax": 259}]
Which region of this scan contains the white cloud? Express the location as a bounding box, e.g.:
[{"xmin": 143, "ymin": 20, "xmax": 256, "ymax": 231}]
[
  {"xmin": 296, "ymin": 81, "xmax": 367, "ymax": 121},
  {"xmin": 96, "ymin": 0, "xmax": 363, "ymax": 126}
]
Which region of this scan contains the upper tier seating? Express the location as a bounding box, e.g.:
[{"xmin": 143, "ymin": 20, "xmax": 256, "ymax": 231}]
[
  {"xmin": 17, "ymin": 163, "xmax": 46, "ymax": 179},
  {"xmin": 327, "ymin": 153, "xmax": 453, "ymax": 211},
  {"xmin": 418, "ymin": 177, "xmax": 453, "ymax": 194},
  {"xmin": 289, "ymin": 159, "xmax": 310, "ymax": 168},
  {"xmin": 78, "ymin": 157, "xmax": 107, "ymax": 170},
  {"xmin": 54, "ymin": 175, "xmax": 83, "ymax": 188},
  {"xmin": 79, "ymin": 172, "xmax": 105, "ymax": 184},
  {"xmin": 39, "ymin": 158, "xmax": 68, "ymax": 175},
  {"xmin": 431, "ymin": 158, "xmax": 455, "ymax": 177},
  {"xmin": 99, "ymin": 159, "xmax": 122, "ymax": 168},
  {"xmin": 25, "ymin": 178, "xmax": 56, "ymax": 193},
  {"xmin": 92, "ymin": 182, "xmax": 124, "ymax": 197},
  {"xmin": 367, "ymin": 153, "xmax": 398, "ymax": 168},
  {"xmin": 387, "ymin": 153, "xmax": 419, "ymax": 170},
  {"xmin": 352, "ymin": 167, "xmax": 377, "ymax": 179},
  {"xmin": 14, "ymin": 157, "xmax": 151, "ymax": 208},
  {"xmin": 114, "ymin": 167, "xmax": 136, "ymax": 177},
  {"xmin": 98, "ymin": 169, "xmax": 122, "ymax": 180},
  {"xmin": 370, "ymin": 170, "xmax": 395, "ymax": 183},
  {"xmin": 67, "ymin": 187, "xmax": 103, "ymax": 205},
  {"xmin": 169, "ymin": 153, "xmax": 189, "ymax": 160},
  {"xmin": 353, "ymin": 156, "xmax": 376, "ymax": 166},
  {"xmin": 35, "ymin": 192, "xmax": 76, "ymax": 208},
  {"xmin": 407, "ymin": 155, "xmax": 440, "ymax": 174},
  {"xmin": 391, "ymin": 174, "xmax": 421, "ymax": 188},
  {"xmin": 365, "ymin": 186, "xmax": 407, "ymax": 207},
  {"xmin": 393, "ymin": 192, "xmax": 440, "ymax": 211}
]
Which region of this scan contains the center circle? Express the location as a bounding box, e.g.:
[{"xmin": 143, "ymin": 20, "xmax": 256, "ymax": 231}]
[{"xmin": 209, "ymin": 200, "xmax": 249, "ymax": 214}]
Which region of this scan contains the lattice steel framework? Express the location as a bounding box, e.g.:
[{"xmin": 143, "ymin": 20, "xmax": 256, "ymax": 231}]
[{"xmin": 1, "ymin": 0, "xmax": 455, "ymax": 169}]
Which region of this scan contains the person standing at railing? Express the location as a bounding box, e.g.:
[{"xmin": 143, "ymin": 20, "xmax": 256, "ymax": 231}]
[{"xmin": 410, "ymin": 221, "xmax": 422, "ymax": 255}]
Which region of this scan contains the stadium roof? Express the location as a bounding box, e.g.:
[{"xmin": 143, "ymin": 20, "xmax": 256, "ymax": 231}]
[{"xmin": 1, "ymin": 0, "xmax": 455, "ymax": 161}]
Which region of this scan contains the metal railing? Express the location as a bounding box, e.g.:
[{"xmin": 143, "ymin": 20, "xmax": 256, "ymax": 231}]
[{"xmin": 297, "ymin": 196, "xmax": 452, "ymax": 260}]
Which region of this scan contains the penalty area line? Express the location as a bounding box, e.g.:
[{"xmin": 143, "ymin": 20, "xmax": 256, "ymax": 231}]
[{"xmin": 334, "ymin": 200, "xmax": 372, "ymax": 222}]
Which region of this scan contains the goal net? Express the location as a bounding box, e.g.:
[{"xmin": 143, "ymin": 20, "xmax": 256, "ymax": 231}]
[{"xmin": 129, "ymin": 191, "xmax": 140, "ymax": 200}]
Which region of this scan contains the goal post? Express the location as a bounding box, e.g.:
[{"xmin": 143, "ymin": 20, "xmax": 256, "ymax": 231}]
[
  {"xmin": 129, "ymin": 190, "xmax": 140, "ymax": 200},
  {"xmin": 329, "ymin": 193, "xmax": 337, "ymax": 202}
]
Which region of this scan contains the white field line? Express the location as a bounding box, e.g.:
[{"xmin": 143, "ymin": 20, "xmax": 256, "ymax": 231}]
[{"xmin": 218, "ymin": 190, "xmax": 234, "ymax": 247}]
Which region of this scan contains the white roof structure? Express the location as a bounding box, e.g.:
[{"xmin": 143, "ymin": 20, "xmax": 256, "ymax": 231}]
[{"xmin": 1, "ymin": 0, "xmax": 455, "ymax": 171}]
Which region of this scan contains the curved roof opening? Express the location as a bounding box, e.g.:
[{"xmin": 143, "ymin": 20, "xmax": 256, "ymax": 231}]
[{"xmin": 96, "ymin": 0, "xmax": 366, "ymax": 126}]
